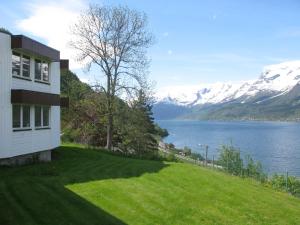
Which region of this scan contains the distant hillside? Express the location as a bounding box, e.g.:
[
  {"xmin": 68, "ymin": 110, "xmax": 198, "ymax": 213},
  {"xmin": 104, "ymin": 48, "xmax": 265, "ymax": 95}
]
[
  {"xmin": 154, "ymin": 61, "xmax": 300, "ymax": 121},
  {"xmin": 152, "ymin": 102, "xmax": 192, "ymax": 120}
]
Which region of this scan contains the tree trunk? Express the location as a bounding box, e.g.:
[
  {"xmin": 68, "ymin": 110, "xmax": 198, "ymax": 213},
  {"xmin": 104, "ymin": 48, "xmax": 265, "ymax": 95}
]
[
  {"xmin": 106, "ymin": 112, "xmax": 113, "ymax": 150},
  {"xmin": 106, "ymin": 74, "xmax": 113, "ymax": 150}
]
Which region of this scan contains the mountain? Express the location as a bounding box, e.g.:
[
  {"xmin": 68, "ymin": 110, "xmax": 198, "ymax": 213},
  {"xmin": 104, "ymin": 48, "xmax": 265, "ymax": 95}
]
[{"xmin": 154, "ymin": 61, "xmax": 300, "ymax": 121}]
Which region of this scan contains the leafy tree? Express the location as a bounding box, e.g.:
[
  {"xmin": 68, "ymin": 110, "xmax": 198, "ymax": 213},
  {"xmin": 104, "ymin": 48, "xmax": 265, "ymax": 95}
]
[
  {"xmin": 70, "ymin": 4, "xmax": 154, "ymax": 150},
  {"xmin": 61, "ymin": 70, "xmax": 166, "ymax": 156},
  {"xmin": 61, "ymin": 70, "xmax": 106, "ymax": 145}
]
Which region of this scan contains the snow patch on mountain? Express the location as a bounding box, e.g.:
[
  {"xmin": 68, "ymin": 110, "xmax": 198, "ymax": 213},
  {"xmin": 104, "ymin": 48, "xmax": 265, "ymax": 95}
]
[{"xmin": 156, "ymin": 61, "xmax": 300, "ymax": 106}]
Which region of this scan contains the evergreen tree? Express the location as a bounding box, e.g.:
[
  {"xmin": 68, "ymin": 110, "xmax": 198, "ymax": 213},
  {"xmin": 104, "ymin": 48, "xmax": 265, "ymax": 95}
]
[{"xmin": 116, "ymin": 89, "xmax": 158, "ymax": 155}]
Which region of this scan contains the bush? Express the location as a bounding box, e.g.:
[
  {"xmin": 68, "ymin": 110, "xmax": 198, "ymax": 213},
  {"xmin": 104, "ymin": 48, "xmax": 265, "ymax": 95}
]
[
  {"xmin": 269, "ymin": 174, "xmax": 300, "ymax": 197},
  {"xmin": 190, "ymin": 152, "xmax": 204, "ymax": 161},
  {"xmin": 166, "ymin": 152, "xmax": 177, "ymax": 162},
  {"xmin": 218, "ymin": 144, "xmax": 267, "ymax": 182}
]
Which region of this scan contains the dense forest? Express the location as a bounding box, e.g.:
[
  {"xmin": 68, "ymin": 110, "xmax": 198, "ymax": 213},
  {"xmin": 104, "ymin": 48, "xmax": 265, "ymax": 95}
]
[{"xmin": 60, "ymin": 69, "xmax": 168, "ymax": 156}]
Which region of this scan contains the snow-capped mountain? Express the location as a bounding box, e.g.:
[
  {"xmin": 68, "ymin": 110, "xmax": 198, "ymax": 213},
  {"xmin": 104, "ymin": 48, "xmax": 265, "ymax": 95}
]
[{"xmin": 156, "ymin": 61, "xmax": 300, "ymax": 106}]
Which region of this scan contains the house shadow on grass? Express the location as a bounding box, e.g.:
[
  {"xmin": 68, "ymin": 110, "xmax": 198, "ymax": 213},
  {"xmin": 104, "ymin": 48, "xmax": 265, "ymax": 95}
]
[{"xmin": 0, "ymin": 145, "xmax": 169, "ymax": 225}]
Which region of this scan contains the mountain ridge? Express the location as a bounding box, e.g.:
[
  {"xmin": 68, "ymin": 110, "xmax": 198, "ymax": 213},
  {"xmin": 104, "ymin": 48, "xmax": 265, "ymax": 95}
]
[{"xmin": 154, "ymin": 61, "xmax": 300, "ymax": 121}]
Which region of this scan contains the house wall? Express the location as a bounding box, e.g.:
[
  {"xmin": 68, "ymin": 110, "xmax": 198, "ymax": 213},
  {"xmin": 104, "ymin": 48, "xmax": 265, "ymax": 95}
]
[{"xmin": 0, "ymin": 32, "xmax": 61, "ymax": 159}]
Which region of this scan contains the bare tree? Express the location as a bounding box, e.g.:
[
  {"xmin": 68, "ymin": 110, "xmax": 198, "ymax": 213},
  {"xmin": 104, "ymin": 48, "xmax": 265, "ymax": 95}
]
[{"xmin": 70, "ymin": 4, "xmax": 154, "ymax": 150}]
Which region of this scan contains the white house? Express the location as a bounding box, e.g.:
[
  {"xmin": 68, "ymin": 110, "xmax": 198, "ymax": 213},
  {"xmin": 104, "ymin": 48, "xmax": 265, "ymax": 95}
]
[{"xmin": 0, "ymin": 31, "xmax": 68, "ymax": 165}]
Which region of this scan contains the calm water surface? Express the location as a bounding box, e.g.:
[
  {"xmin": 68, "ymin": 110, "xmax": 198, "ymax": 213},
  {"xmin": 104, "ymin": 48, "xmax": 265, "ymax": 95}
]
[{"xmin": 157, "ymin": 120, "xmax": 300, "ymax": 176}]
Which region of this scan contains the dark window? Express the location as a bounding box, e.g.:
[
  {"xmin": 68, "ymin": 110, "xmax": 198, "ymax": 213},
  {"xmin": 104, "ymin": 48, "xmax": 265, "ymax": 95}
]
[
  {"xmin": 35, "ymin": 106, "xmax": 42, "ymax": 127},
  {"xmin": 13, "ymin": 105, "xmax": 21, "ymax": 128},
  {"xmin": 22, "ymin": 55, "xmax": 30, "ymax": 78},
  {"xmin": 22, "ymin": 105, "xmax": 31, "ymax": 128},
  {"xmin": 12, "ymin": 52, "xmax": 21, "ymax": 76},
  {"xmin": 35, "ymin": 59, "xmax": 42, "ymax": 80},
  {"xmin": 43, "ymin": 107, "xmax": 50, "ymax": 127},
  {"xmin": 35, "ymin": 106, "xmax": 50, "ymax": 128},
  {"xmin": 12, "ymin": 105, "xmax": 31, "ymax": 129}
]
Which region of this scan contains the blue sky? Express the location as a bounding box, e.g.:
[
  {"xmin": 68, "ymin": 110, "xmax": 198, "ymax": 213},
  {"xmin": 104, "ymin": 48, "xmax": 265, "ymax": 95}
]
[{"xmin": 1, "ymin": 0, "xmax": 300, "ymax": 89}]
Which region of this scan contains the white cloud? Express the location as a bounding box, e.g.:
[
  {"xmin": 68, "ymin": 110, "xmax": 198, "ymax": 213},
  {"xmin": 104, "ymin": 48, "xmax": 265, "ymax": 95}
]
[
  {"xmin": 167, "ymin": 50, "xmax": 173, "ymax": 55},
  {"xmin": 16, "ymin": 0, "xmax": 87, "ymax": 70}
]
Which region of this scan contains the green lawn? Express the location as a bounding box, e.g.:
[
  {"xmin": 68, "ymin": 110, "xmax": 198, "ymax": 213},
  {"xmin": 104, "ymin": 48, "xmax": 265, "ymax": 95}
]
[{"xmin": 0, "ymin": 144, "xmax": 300, "ymax": 225}]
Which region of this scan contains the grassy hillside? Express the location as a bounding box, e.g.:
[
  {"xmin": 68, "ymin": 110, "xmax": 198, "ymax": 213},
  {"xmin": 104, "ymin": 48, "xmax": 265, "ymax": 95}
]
[{"xmin": 1, "ymin": 145, "xmax": 300, "ymax": 225}]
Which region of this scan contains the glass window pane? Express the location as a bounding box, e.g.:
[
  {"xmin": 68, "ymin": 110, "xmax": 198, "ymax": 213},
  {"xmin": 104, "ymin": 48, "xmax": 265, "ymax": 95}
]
[
  {"xmin": 13, "ymin": 105, "xmax": 21, "ymax": 128},
  {"xmin": 43, "ymin": 107, "xmax": 50, "ymax": 127},
  {"xmin": 35, "ymin": 59, "xmax": 41, "ymax": 80},
  {"xmin": 12, "ymin": 52, "xmax": 21, "ymax": 76},
  {"xmin": 42, "ymin": 63, "xmax": 49, "ymax": 82},
  {"xmin": 22, "ymin": 105, "xmax": 31, "ymax": 128},
  {"xmin": 22, "ymin": 55, "xmax": 30, "ymax": 78},
  {"xmin": 35, "ymin": 106, "xmax": 42, "ymax": 127}
]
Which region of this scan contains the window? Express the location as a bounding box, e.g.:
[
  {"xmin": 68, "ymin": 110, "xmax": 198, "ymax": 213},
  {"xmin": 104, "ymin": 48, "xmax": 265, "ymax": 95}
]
[
  {"xmin": 12, "ymin": 52, "xmax": 21, "ymax": 76},
  {"xmin": 35, "ymin": 106, "xmax": 42, "ymax": 127},
  {"xmin": 12, "ymin": 105, "xmax": 31, "ymax": 130},
  {"xmin": 35, "ymin": 59, "xmax": 41, "ymax": 80},
  {"xmin": 22, "ymin": 105, "xmax": 31, "ymax": 127},
  {"xmin": 35, "ymin": 106, "xmax": 50, "ymax": 128},
  {"xmin": 43, "ymin": 107, "xmax": 50, "ymax": 127},
  {"xmin": 12, "ymin": 52, "xmax": 31, "ymax": 79},
  {"xmin": 35, "ymin": 59, "xmax": 49, "ymax": 83},
  {"xmin": 22, "ymin": 55, "xmax": 30, "ymax": 78},
  {"xmin": 42, "ymin": 62, "xmax": 49, "ymax": 82},
  {"xmin": 13, "ymin": 105, "xmax": 21, "ymax": 128}
]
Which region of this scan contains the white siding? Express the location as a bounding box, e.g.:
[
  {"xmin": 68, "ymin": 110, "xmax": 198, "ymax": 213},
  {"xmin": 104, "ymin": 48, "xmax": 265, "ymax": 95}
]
[
  {"xmin": 0, "ymin": 33, "xmax": 61, "ymax": 159},
  {"xmin": 0, "ymin": 33, "xmax": 13, "ymax": 158}
]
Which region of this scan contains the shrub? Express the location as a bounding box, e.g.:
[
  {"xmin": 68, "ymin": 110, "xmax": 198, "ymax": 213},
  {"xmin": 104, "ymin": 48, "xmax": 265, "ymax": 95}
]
[
  {"xmin": 190, "ymin": 152, "xmax": 204, "ymax": 161},
  {"xmin": 218, "ymin": 144, "xmax": 267, "ymax": 182},
  {"xmin": 166, "ymin": 152, "xmax": 177, "ymax": 162},
  {"xmin": 269, "ymin": 174, "xmax": 300, "ymax": 197}
]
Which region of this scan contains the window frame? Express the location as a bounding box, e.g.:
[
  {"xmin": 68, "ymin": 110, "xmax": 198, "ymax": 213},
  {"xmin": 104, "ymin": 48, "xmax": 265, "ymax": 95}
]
[
  {"xmin": 12, "ymin": 104, "xmax": 32, "ymax": 131},
  {"xmin": 34, "ymin": 105, "xmax": 51, "ymax": 130},
  {"xmin": 12, "ymin": 51, "xmax": 32, "ymax": 80},
  {"xmin": 34, "ymin": 58, "xmax": 50, "ymax": 84}
]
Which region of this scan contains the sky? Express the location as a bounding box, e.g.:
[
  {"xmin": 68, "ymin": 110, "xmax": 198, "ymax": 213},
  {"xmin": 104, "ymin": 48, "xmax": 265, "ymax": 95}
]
[{"xmin": 1, "ymin": 0, "xmax": 300, "ymax": 90}]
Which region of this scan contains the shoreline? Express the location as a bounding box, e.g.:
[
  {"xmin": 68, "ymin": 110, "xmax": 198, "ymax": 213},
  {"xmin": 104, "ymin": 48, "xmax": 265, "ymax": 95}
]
[{"xmin": 156, "ymin": 119, "xmax": 300, "ymax": 123}]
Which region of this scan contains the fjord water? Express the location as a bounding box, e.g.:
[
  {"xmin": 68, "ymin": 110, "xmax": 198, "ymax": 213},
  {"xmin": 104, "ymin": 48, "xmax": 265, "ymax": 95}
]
[{"xmin": 157, "ymin": 120, "xmax": 300, "ymax": 177}]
